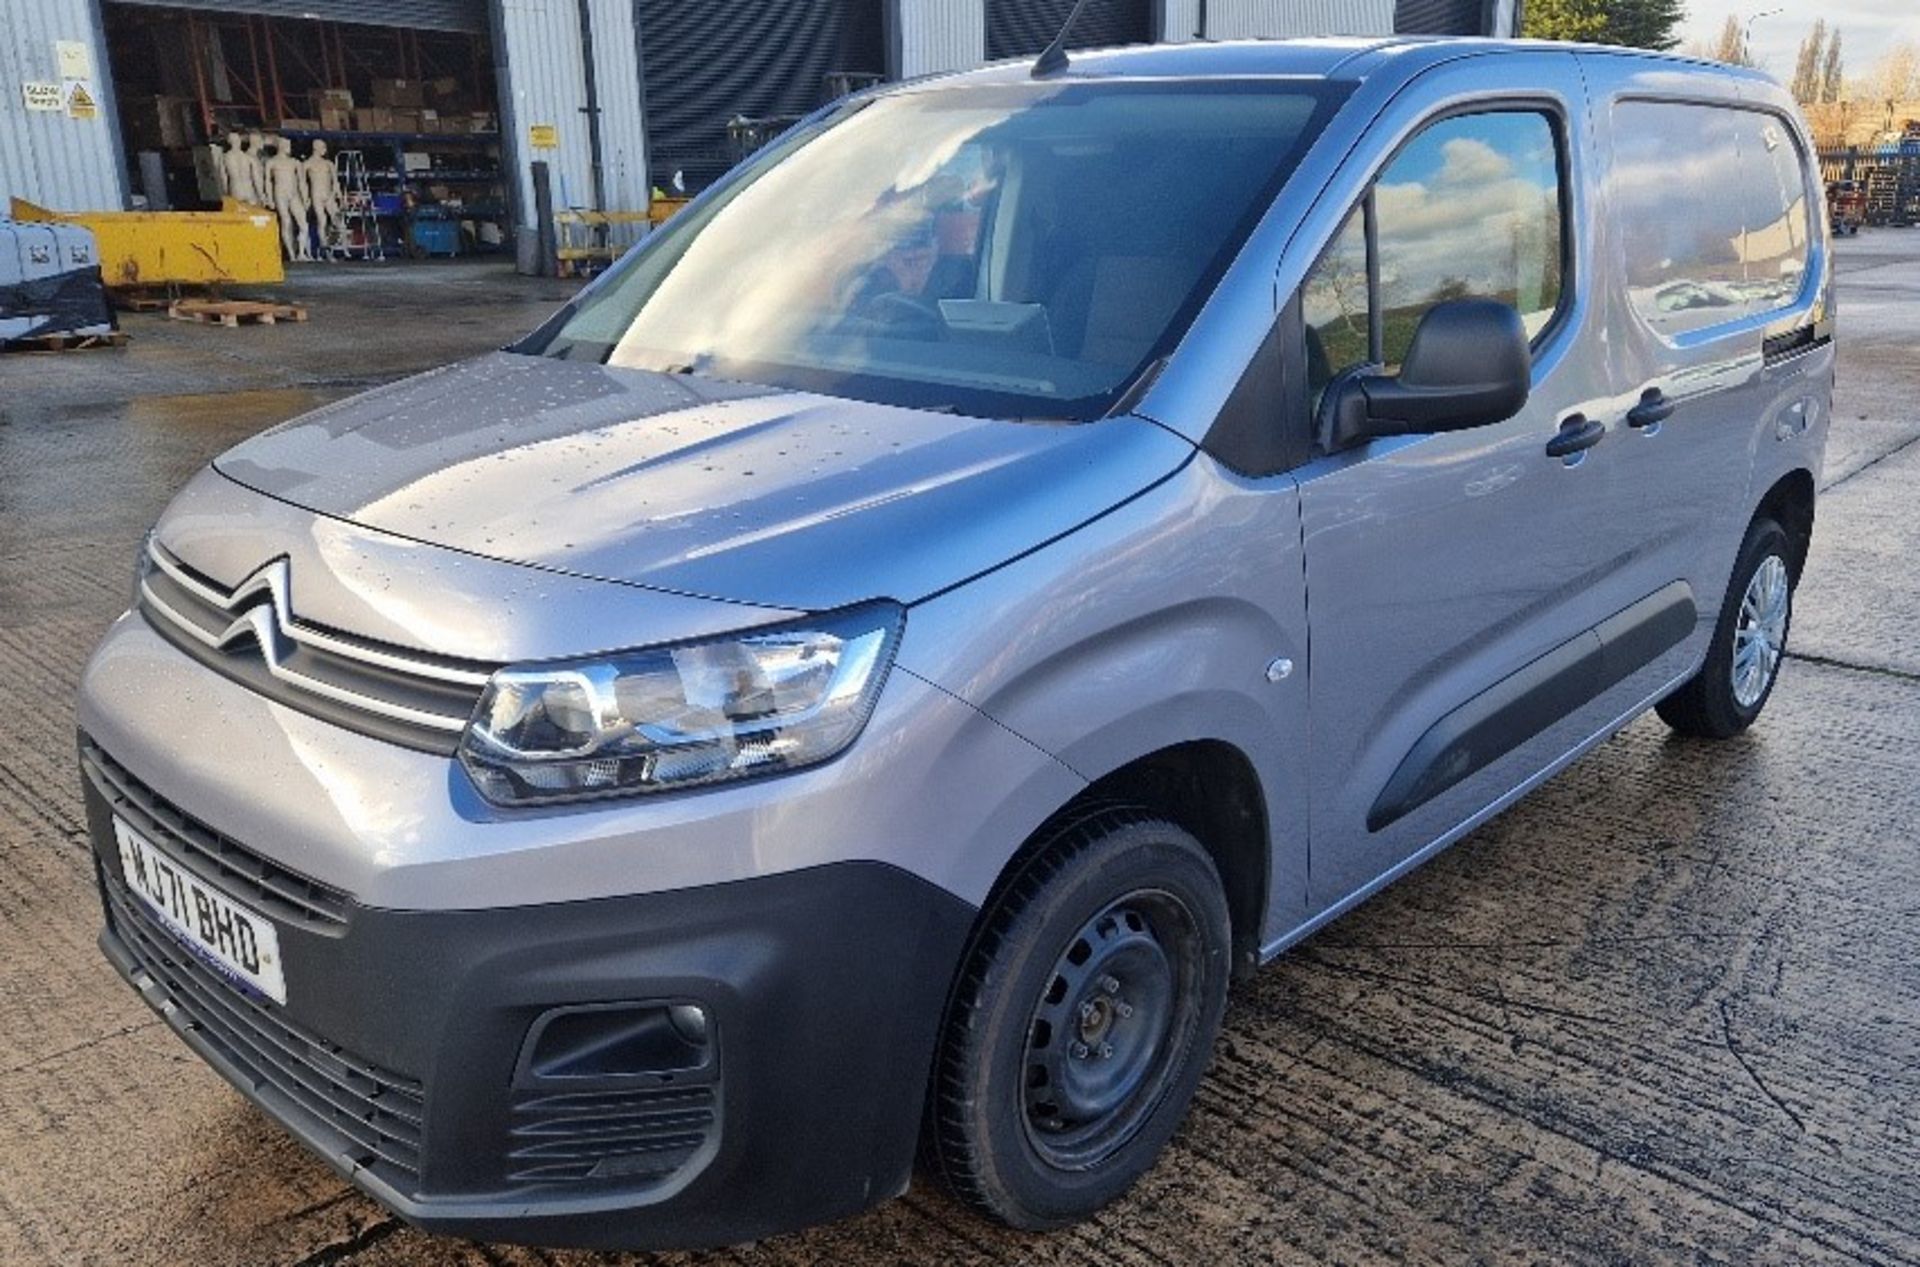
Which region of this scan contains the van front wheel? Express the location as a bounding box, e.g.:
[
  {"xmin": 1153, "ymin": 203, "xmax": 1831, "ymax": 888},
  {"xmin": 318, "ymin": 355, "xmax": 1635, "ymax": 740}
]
[{"xmin": 929, "ymin": 811, "xmax": 1230, "ymax": 1229}]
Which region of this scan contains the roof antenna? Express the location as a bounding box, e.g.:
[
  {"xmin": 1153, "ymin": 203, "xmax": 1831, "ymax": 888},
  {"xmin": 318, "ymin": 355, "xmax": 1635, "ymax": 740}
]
[{"xmin": 1032, "ymin": 0, "xmax": 1095, "ymax": 77}]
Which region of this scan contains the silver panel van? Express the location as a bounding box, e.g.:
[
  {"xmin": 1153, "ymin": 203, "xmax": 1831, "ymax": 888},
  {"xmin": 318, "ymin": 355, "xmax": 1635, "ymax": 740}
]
[{"xmin": 76, "ymin": 35, "xmax": 1832, "ymax": 1249}]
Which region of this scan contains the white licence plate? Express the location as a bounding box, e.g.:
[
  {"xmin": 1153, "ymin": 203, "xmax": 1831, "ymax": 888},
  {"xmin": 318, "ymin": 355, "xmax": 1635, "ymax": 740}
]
[{"xmin": 114, "ymin": 817, "xmax": 288, "ymax": 1005}]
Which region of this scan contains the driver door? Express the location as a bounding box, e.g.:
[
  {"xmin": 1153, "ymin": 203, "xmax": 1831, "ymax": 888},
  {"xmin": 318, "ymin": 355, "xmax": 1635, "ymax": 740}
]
[{"xmin": 1295, "ymin": 84, "xmax": 1660, "ymax": 914}]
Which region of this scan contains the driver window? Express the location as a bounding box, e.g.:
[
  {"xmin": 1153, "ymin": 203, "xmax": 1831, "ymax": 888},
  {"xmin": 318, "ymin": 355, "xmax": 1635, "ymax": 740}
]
[{"xmin": 1300, "ymin": 109, "xmax": 1566, "ymax": 413}]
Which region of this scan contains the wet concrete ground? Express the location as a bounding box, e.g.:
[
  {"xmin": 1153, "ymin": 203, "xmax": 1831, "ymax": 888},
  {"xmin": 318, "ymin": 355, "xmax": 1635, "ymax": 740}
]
[{"xmin": 2, "ymin": 242, "xmax": 1918, "ymax": 1266}]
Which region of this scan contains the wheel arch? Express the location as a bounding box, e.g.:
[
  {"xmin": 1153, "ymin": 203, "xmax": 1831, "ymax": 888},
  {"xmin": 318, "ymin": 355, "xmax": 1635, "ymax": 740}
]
[
  {"xmin": 973, "ymin": 740, "xmax": 1272, "ymax": 982},
  {"xmin": 1754, "ymin": 467, "xmax": 1816, "ymax": 581}
]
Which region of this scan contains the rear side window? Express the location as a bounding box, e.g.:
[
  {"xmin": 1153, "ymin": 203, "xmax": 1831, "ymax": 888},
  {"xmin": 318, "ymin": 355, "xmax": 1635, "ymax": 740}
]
[
  {"xmin": 1612, "ymin": 101, "xmax": 1810, "ymax": 338},
  {"xmin": 1302, "ymin": 109, "xmax": 1566, "ymax": 410}
]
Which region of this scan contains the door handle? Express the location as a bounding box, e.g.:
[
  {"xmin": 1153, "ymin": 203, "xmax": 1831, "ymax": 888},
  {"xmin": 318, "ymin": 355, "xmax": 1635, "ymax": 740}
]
[
  {"xmin": 1626, "ymin": 388, "xmax": 1675, "ymax": 429},
  {"xmin": 1545, "ymin": 413, "xmax": 1606, "ymax": 459}
]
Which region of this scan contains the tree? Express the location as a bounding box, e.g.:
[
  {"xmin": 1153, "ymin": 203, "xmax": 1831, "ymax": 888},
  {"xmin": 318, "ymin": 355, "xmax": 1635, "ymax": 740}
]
[
  {"xmin": 1821, "ymin": 30, "xmax": 1845, "ymax": 104},
  {"xmin": 1605, "ymin": 0, "xmax": 1687, "ymax": 52},
  {"xmin": 1709, "ymin": 15, "xmax": 1754, "ymax": 67},
  {"xmin": 1864, "ymin": 41, "xmax": 1920, "ymax": 104},
  {"xmin": 1792, "ymin": 21, "xmax": 1828, "ymax": 104},
  {"xmin": 1522, "ymin": 0, "xmax": 1607, "ymax": 44},
  {"xmin": 1522, "ymin": 0, "xmax": 1685, "ymax": 51}
]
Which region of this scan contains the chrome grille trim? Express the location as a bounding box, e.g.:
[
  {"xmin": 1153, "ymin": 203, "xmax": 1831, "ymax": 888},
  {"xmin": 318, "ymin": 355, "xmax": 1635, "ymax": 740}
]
[
  {"xmin": 137, "ymin": 540, "xmax": 494, "ymax": 749},
  {"xmin": 147, "ymin": 542, "xmax": 490, "ymax": 688}
]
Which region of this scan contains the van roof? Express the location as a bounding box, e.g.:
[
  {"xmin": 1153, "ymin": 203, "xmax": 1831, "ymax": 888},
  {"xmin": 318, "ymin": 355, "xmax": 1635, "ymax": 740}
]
[{"xmin": 928, "ymin": 36, "xmax": 1776, "ymax": 89}]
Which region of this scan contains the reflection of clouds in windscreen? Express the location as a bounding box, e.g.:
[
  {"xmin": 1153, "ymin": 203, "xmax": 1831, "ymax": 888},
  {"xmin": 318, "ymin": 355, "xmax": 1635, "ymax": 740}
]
[
  {"xmin": 615, "ymin": 105, "xmax": 1014, "ymax": 361},
  {"xmin": 1373, "ymin": 135, "xmax": 1556, "ymax": 309}
]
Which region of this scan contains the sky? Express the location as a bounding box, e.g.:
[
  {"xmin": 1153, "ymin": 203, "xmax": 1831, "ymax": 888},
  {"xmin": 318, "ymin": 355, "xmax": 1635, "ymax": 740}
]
[{"xmin": 1676, "ymin": 0, "xmax": 1918, "ymax": 82}]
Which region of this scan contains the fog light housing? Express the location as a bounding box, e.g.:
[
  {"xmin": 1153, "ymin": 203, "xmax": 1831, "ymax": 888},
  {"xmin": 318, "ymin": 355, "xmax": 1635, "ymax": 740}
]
[{"xmin": 520, "ymin": 1001, "xmax": 714, "ymax": 1082}]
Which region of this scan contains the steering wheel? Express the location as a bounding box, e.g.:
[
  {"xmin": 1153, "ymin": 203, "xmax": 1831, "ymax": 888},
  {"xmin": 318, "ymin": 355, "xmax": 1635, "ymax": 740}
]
[{"xmin": 864, "ymin": 290, "xmax": 946, "ymax": 341}]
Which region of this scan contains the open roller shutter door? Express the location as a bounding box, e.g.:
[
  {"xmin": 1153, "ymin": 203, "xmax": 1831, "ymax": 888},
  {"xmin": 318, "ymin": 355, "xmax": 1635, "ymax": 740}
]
[
  {"xmin": 986, "ymin": 0, "xmax": 1152, "ymax": 60},
  {"xmin": 639, "ymin": 0, "xmax": 883, "ymax": 193},
  {"xmin": 103, "ymin": 0, "xmax": 487, "ymax": 35},
  {"xmin": 1393, "ymin": 0, "xmax": 1488, "ymax": 35}
]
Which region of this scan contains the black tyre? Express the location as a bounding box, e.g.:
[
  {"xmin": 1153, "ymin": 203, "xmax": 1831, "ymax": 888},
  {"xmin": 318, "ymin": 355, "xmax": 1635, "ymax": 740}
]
[
  {"xmin": 1656, "ymin": 517, "xmax": 1794, "ymax": 738},
  {"xmin": 929, "ymin": 809, "xmax": 1230, "ymax": 1229}
]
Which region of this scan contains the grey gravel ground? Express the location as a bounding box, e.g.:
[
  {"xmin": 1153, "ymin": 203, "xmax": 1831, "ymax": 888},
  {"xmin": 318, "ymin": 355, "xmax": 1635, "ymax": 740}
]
[{"xmin": 1, "ymin": 239, "xmax": 1918, "ymax": 1267}]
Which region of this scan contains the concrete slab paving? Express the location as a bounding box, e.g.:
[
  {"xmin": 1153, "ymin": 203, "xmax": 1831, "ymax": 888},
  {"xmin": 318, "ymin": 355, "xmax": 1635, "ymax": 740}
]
[{"xmin": 1, "ymin": 235, "xmax": 1916, "ymax": 1267}]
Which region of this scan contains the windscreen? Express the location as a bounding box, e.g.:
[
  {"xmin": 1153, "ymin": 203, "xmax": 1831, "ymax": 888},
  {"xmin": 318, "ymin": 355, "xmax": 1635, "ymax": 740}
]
[{"xmin": 526, "ymin": 80, "xmax": 1346, "ymax": 420}]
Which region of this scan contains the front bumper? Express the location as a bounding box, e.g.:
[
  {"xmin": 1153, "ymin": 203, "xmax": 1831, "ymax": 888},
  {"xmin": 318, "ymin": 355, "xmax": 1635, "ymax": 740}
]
[{"xmin": 83, "ymin": 760, "xmax": 976, "ymax": 1250}]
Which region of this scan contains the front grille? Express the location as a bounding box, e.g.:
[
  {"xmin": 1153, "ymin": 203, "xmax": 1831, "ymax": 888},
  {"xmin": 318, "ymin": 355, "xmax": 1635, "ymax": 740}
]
[
  {"xmin": 136, "ymin": 539, "xmax": 493, "ymax": 755},
  {"xmin": 82, "ymin": 735, "xmax": 350, "ymax": 933},
  {"xmin": 508, "ymin": 1085, "xmax": 719, "ymax": 1184},
  {"xmin": 103, "ymin": 875, "xmax": 426, "ymax": 1188}
]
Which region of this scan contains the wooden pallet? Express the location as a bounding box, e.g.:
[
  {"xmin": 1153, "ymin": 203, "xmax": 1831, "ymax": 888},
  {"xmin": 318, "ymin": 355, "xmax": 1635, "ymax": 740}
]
[
  {"xmin": 114, "ymin": 282, "xmax": 234, "ymax": 312},
  {"xmin": 1, "ymin": 329, "xmax": 129, "ymax": 353},
  {"xmin": 167, "ymin": 298, "xmax": 308, "ymax": 327}
]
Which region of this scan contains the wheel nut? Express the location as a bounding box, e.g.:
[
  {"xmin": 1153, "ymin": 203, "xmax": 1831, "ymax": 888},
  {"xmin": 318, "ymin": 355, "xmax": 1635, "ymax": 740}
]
[
  {"xmin": 1099, "ymin": 975, "xmax": 1121, "ymax": 994},
  {"xmin": 1115, "ymin": 1001, "xmax": 1134, "ymax": 1019},
  {"xmin": 1098, "ymin": 1042, "xmax": 1114, "ymax": 1060},
  {"xmin": 1070, "ymin": 1041, "xmax": 1090, "ymax": 1059},
  {"xmin": 1079, "ymin": 1001, "xmax": 1097, "ymax": 1022}
]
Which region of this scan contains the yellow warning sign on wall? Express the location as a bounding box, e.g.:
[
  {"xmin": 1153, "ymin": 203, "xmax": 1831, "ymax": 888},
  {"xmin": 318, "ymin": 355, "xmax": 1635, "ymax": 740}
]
[
  {"xmin": 65, "ymin": 80, "xmax": 97, "ymax": 120},
  {"xmin": 528, "ymin": 123, "xmax": 558, "ymax": 150}
]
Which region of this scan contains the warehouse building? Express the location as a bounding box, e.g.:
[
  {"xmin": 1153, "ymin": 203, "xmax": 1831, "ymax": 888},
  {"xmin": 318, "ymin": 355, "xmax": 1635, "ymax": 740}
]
[{"xmin": 2, "ymin": 0, "xmax": 1517, "ymax": 271}]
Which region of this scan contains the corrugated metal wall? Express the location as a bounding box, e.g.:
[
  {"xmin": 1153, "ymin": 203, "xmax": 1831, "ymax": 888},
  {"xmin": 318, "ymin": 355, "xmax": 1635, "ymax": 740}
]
[
  {"xmin": 895, "ymin": 0, "xmax": 983, "ymax": 78},
  {"xmin": 985, "ymin": 0, "xmax": 1151, "ymax": 59},
  {"xmin": 1392, "ymin": 0, "xmax": 1482, "ymax": 34},
  {"xmin": 1161, "ymin": 0, "xmax": 1201, "ymax": 40},
  {"xmin": 495, "ymin": 0, "xmax": 595, "ymax": 230},
  {"xmin": 586, "ymin": 0, "xmax": 646, "ymax": 217},
  {"xmin": 1202, "ymin": 0, "xmax": 1397, "ymax": 38},
  {"xmin": 0, "ymin": 0, "xmax": 124, "ymax": 210},
  {"xmin": 105, "ymin": 0, "xmax": 487, "ymax": 34}
]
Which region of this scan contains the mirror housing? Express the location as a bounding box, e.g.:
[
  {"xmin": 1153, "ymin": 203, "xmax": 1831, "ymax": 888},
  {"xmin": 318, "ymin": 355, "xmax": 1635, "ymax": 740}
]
[{"xmin": 1319, "ymin": 298, "xmax": 1532, "ymax": 452}]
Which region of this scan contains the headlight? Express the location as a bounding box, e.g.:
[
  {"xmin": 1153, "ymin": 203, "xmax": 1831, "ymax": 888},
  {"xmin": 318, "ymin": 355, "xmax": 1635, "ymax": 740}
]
[{"xmin": 459, "ymin": 602, "xmax": 905, "ymax": 806}]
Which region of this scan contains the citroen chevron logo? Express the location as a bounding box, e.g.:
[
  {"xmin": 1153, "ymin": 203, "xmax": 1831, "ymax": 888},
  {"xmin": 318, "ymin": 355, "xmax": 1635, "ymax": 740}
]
[{"xmin": 211, "ymin": 558, "xmax": 297, "ymax": 663}]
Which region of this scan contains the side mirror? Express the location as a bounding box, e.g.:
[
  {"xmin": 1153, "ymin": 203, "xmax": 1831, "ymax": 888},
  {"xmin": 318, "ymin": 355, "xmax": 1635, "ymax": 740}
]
[{"xmin": 1319, "ymin": 298, "xmax": 1531, "ymax": 452}]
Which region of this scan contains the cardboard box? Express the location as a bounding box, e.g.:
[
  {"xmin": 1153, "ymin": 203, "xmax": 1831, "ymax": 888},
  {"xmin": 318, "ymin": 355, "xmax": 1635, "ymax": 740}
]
[
  {"xmin": 402, "ymin": 151, "xmax": 433, "ymax": 173},
  {"xmin": 419, "ymin": 109, "xmax": 440, "ymax": 133},
  {"xmin": 370, "ymin": 78, "xmax": 425, "ymax": 109},
  {"xmin": 355, "ymin": 106, "xmax": 395, "ymax": 132},
  {"xmin": 390, "ymin": 108, "xmax": 423, "ymax": 134},
  {"xmin": 317, "ymin": 88, "xmax": 354, "ymax": 109},
  {"xmin": 469, "ymin": 112, "xmax": 497, "ymax": 134},
  {"xmin": 319, "ymin": 106, "xmax": 352, "ymax": 132},
  {"xmin": 277, "ymin": 117, "xmax": 321, "ymax": 132}
]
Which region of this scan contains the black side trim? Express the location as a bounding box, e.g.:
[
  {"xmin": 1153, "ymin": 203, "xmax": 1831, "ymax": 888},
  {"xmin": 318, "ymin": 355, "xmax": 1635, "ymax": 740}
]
[
  {"xmin": 1367, "ymin": 582, "xmax": 1696, "ymax": 832},
  {"xmin": 1762, "ymin": 324, "xmax": 1831, "ymax": 366}
]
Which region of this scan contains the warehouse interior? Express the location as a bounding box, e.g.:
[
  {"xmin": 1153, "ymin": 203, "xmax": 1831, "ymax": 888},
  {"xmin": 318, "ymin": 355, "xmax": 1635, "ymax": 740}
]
[{"xmin": 101, "ymin": 2, "xmax": 507, "ymax": 259}]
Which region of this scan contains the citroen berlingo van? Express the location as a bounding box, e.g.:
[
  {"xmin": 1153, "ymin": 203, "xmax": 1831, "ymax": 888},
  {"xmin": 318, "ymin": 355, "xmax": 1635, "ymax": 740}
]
[{"xmin": 77, "ymin": 36, "xmax": 1832, "ymax": 1250}]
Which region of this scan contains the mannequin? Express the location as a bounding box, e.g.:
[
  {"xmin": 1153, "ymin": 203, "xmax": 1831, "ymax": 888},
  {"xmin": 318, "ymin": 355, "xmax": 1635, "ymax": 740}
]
[
  {"xmin": 245, "ymin": 131, "xmax": 270, "ymax": 209},
  {"xmin": 218, "ymin": 132, "xmax": 261, "ymax": 204},
  {"xmin": 302, "ymin": 139, "xmax": 344, "ymax": 254},
  {"xmin": 263, "ymin": 137, "xmax": 313, "ymax": 262}
]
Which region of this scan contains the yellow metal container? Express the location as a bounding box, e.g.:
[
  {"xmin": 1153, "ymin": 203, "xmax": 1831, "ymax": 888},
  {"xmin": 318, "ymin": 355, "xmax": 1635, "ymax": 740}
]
[{"xmin": 9, "ymin": 198, "xmax": 285, "ymax": 288}]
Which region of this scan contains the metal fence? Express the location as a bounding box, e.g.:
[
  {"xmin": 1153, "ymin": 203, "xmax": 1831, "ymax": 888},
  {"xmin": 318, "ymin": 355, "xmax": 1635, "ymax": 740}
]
[{"xmin": 1818, "ymin": 145, "xmax": 1920, "ymax": 227}]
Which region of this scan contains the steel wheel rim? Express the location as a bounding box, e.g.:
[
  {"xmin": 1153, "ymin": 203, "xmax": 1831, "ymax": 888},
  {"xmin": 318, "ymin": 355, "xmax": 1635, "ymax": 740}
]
[
  {"xmin": 1020, "ymin": 890, "xmax": 1203, "ymax": 1171},
  {"xmin": 1732, "ymin": 553, "xmax": 1790, "ymax": 709}
]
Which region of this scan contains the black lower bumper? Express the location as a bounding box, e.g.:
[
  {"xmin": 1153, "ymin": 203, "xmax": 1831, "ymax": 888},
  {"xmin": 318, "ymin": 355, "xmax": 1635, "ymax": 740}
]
[{"xmin": 84, "ymin": 773, "xmax": 977, "ymax": 1250}]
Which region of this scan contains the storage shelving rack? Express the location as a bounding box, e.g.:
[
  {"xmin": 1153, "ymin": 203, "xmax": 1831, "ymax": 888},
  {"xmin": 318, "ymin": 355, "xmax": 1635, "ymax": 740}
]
[{"xmin": 280, "ymin": 128, "xmax": 506, "ymax": 256}]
